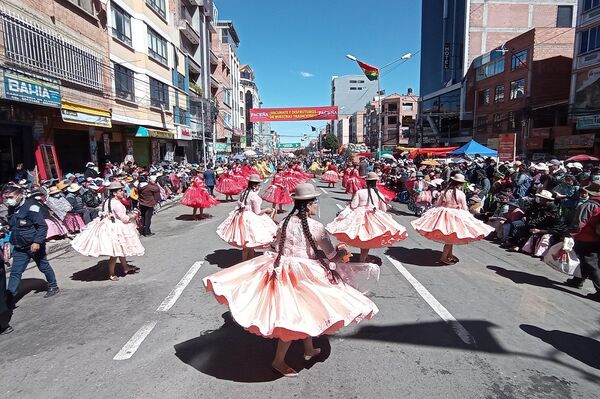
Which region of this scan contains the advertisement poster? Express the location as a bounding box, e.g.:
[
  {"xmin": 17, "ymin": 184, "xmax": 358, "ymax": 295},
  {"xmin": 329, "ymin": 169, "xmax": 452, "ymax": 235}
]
[
  {"xmin": 249, "ymin": 106, "xmax": 338, "ymax": 122},
  {"xmin": 498, "ymin": 133, "xmax": 515, "ymax": 162}
]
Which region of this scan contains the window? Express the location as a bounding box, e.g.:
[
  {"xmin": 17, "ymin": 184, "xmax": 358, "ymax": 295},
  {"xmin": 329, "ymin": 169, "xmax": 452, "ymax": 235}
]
[
  {"xmin": 387, "ymin": 116, "xmax": 398, "ymax": 125},
  {"xmin": 223, "ymin": 111, "xmax": 232, "ymax": 128},
  {"xmin": 111, "ymin": 3, "xmax": 131, "ymax": 46},
  {"xmin": 349, "ymin": 80, "xmax": 357, "ymax": 83},
  {"xmin": 476, "ymin": 58, "xmax": 504, "ymax": 80},
  {"xmin": 146, "ymin": 0, "xmax": 166, "ymax": 18},
  {"xmin": 402, "ymin": 103, "xmax": 414, "ymax": 111},
  {"xmin": 584, "ymin": 0, "xmax": 600, "ymax": 11},
  {"xmin": 556, "ymin": 6, "xmax": 573, "ymax": 28},
  {"xmin": 493, "ymin": 113, "xmax": 503, "ymax": 133},
  {"xmin": 114, "ymin": 64, "xmax": 134, "ymax": 102},
  {"xmin": 579, "ymin": 26, "xmax": 600, "ymax": 55},
  {"xmin": 67, "ymin": 0, "xmax": 94, "ymax": 14},
  {"xmin": 478, "ymin": 88, "xmax": 490, "ymax": 105},
  {"xmin": 223, "ymin": 89, "xmax": 231, "ymax": 106},
  {"xmin": 387, "ymin": 103, "xmax": 398, "ymax": 112},
  {"xmin": 177, "ymin": 72, "xmax": 185, "ymax": 91},
  {"xmin": 511, "ymin": 50, "xmax": 528, "ymax": 70},
  {"xmin": 149, "ymin": 78, "xmax": 169, "ymax": 108},
  {"xmin": 494, "ymin": 85, "xmax": 505, "ymax": 102},
  {"xmin": 148, "ymin": 27, "xmax": 168, "ymax": 65},
  {"xmin": 476, "ymin": 116, "xmax": 488, "ymax": 134},
  {"xmin": 357, "ymin": 87, "xmax": 363, "ymax": 90},
  {"xmin": 510, "ymin": 79, "xmax": 525, "ymax": 100},
  {"xmin": 350, "ymin": 87, "xmax": 357, "ymax": 90}
]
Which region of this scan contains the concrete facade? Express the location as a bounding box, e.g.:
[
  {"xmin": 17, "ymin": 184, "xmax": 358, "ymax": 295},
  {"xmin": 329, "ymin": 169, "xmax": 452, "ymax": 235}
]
[{"xmin": 331, "ymin": 75, "xmax": 379, "ymax": 116}]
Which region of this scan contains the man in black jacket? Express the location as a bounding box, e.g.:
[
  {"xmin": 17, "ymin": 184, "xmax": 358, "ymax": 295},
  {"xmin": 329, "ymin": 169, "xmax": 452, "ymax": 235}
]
[{"xmin": 0, "ymin": 219, "xmax": 13, "ymax": 334}]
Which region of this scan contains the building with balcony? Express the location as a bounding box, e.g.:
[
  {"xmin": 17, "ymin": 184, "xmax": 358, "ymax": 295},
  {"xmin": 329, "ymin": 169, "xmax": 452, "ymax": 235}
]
[
  {"xmin": 363, "ymin": 92, "xmax": 419, "ymax": 151},
  {"xmin": 417, "ymin": 0, "xmax": 577, "ymax": 147},
  {"xmin": 0, "ymin": 0, "xmax": 112, "ymax": 181},
  {"xmin": 240, "ymin": 64, "xmax": 263, "ymax": 149},
  {"xmin": 569, "ymin": 0, "xmax": 600, "ymax": 155}
]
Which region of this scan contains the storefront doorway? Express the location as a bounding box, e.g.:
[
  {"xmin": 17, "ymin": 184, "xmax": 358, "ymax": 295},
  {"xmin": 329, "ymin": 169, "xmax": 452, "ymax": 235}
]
[
  {"xmin": 53, "ymin": 129, "xmax": 90, "ymax": 173},
  {"xmin": 0, "ymin": 125, "xmax": 33, "ymax": 184}
]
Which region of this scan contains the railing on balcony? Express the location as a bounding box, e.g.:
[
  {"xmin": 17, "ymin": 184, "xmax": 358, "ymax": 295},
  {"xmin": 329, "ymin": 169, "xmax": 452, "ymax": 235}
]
[{"xmin": 0, "ymin": 10, "xmax": 103, "ymax": 91}]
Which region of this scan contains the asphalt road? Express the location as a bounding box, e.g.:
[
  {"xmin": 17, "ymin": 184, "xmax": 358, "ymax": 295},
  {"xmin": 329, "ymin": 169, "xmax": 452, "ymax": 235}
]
[{"xmin": 1, "ymin": 180, "xmax": 599, "ymax": 399}]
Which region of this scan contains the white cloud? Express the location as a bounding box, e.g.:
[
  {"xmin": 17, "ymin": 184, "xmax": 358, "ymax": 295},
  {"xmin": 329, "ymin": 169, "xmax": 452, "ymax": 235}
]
[{"xmin": 300, "ymin": 71, "xmax": 314, "ymax": 78}]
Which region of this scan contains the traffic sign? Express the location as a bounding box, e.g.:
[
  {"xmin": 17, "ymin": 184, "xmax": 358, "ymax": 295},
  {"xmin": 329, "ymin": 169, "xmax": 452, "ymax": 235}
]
[{"xmin": 276, "ymin": 143, "xmax": 301, "ymax": 149}]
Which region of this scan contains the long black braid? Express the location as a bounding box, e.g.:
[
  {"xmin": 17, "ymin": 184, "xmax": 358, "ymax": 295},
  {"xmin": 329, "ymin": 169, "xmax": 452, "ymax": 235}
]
[
  {"xmin": 273, "ymin": 199, "xmax": 340, "ymax": 283},
  {"xmin": 238, "ymin": 181, "xmax": 259, "ymax": 211},
  {"xmin": 366, "ymin": 180, "xmax": 384, "ymax": 207},
  {"xmin": 441, "ymin": 180, "xmax": 460, "ymax": 205}
]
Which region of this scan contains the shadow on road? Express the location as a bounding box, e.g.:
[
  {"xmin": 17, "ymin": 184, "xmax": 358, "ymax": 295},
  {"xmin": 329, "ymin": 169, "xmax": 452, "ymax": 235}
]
[
  {"xmin": 175, "ymin": 214, "xmax": 214, "ymax": 221},
  {"xmin": 521, "ymin": 324, "xmax": 600, "ymax": 370},
  {"xmin": 385, "ymin": 247, "xmax": 444, "ymax": 267},
  {"xmin": 205, "ymin": 249, "xmax": 244, "ymax": 269},
  {"xmin": 173, "ymin": 312, "xmax": 331, "ymax": 383},
  {"xmin": 486, "ymin": 265, "xmax": 588, "ymax": 299},
  {"xmin": 71, "ymin": 260, "xmax": 140, "ymax": 282},
  {"xmin": 14, "ymin": 278, "xmax": 48, "ymax": 302}
]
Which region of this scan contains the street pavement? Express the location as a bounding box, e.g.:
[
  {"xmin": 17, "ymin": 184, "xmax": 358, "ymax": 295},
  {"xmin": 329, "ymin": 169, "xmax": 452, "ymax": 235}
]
[{"xmin": 1, "ymin": 180, "xmax": 599, "ymax": 399}]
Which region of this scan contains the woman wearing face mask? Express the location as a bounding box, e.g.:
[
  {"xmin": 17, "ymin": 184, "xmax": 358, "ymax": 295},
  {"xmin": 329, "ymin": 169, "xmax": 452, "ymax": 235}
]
[
  {"xmin": 71, "ymin": 182, "xmax": 143, "ymax": 281},
  {"xmin": 216, "ymin": 174, "xmax": 277, "ymax": 261},
  {"xmin": 204, "ymin": 183, "xmax": 378, "ymax": 377},
  {"xmin": 411, "ymin": 174, "xmax": 494, "ymax": 265}
]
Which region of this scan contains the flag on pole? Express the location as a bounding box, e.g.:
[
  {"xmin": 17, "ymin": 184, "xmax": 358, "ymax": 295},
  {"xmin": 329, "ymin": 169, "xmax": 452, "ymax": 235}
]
[{"xmin": 356, "ymin": 60, "xmax": 379, "ymax": 81}]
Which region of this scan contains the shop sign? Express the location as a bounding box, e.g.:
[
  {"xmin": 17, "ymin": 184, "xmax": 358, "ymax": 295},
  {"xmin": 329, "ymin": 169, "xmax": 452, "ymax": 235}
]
[
  {"xmin": 148, "ymin": 129, "xmax": 175, "ymax": 139},
  {"xmin": 276, "ymin": 143, "xmax": 301, "ymax": 149},
  {"xmin": 498, "ymin": 133, "xmax": 516, "ymax": 162},
  {"xmin": 61, "ymin": 101, "xmax": 111, "ymax": 128},
  {"xmin": 576, "ymin": 115, "xmax": 600, "ymax": 130},
  {"xmin": 176, "ymin": 126, "xmax": 193, "ymax": 141},
  {"xmin": 574, "ymin": 68, "xmax": 600, "ymax": 112},
  {"xmin": 443, "ymin": 43, "xmax": 451, "ymax": 70},
  {"xmin": 215, "ymin": 142, "xmax": 231, "ymax": 152},
  {"xmin": 1, "ymin": 69, "xmax": 61, "ymax": 107},
  {"xmin": 554, "ymin": 133, "xmax": 596, "ymax": 150}
]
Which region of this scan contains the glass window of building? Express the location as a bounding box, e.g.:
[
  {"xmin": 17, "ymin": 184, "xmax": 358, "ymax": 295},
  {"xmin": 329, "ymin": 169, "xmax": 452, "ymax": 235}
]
[
  {"xmin": 478, "ymin": 89, "xmax": 490, "ymax": 105},
  {"xmin": 111, "ymin": 3, "xmax": 131, "ymax": 46},
  {"xmin": 114, "ymin": 64, "xmax": 134, "ymax": 102},
  {"xmin": 511, "ymin": 50, "xmax": 528, "ymax": 70},
  {"xmin": 556, "ymin": 6, "xmax": 573, "ymax": 28},
  {"xmin": 150, "ymin": 78, "xmax": 169, "ymax": 108},
  {"xmin": 68, "ymin": 0, "xmax": 94, "ymax": 14},
  {"xmin": 402, "ymin": 103, "xmax": 414, "ymax": 111},
  {"xmin": 148, "ymin": 27, "xmax": 168, "ymax": 65},
  {"xmin": 579, "ymin": 26, "xmax": 600, "ymax": 54},
  {"xmin": 583, "ymin": 0, "xmax": 600, "ymax": 12},
  {"xmin": 146, "ymin": 0, "xmax": 166, "ymax": 18},
  {"xmin": 510, "ymin": 79, "xmax": 525, "ymax": 99},
  {"xmin": 494, "ymin": 85, "xmax": 505, "ymax": 102}
]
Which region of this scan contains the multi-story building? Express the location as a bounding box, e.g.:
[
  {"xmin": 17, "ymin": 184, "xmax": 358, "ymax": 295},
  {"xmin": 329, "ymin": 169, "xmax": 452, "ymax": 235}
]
[
  {"xmin": 337, "ymin": 116, "xmax": 350, "ymax": 146},
  {"xmin": 418, "ymin": 0, "xmax": 577, "ymax": 147},
  {"xmin": 240, "ymin": 64, "xmax": 260, "ymax": 148},
  {"xmin": 349, "ymin": 111, "xmax": 366, "ymax": 144},
  {"xmin": 464, "ymin": 28, "xmax": 575, "ymax": 158},
  {"xmin": 211, "ymin": 19, "xmax": 240, "ymax": 154},
  {"xmin": 569, "ymin": 0, "xmax": 600, "ymax": 155},
  {"xmin": 363, "ymin": 92, "xmax": 419, "ymax": 151},
  {"xmin": 0, "ymin": 0, "xmax": 111, "ymax": 181}
]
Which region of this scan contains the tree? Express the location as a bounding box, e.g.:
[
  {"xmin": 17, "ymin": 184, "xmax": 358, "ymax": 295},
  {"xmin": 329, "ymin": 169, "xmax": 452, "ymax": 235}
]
[{"xmin": 323, "ymin": 133, "xmax": 339, "ymax": 152}]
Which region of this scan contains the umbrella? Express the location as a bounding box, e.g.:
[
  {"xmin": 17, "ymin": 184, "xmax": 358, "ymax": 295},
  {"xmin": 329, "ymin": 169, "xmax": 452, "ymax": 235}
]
[
  {"xmin": 565, "ymin": 154, "xmax": 599, "ymax": 162},
  {"xmin": 381, "ymin": 153, "xmax": 395, "ymax": 160},
  {"xmin": 243, "ymin": 150, "xmax": 257, "ymax": 157},
  {"xmin": 421, "ymin": 159, "xmax": 440, "ymax": 166}
]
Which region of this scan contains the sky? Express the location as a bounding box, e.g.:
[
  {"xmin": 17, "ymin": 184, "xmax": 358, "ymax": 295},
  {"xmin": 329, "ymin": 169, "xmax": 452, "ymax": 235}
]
[{"xmin": 217, "ymin": 0, "xmax": 422, "ymax": 143}]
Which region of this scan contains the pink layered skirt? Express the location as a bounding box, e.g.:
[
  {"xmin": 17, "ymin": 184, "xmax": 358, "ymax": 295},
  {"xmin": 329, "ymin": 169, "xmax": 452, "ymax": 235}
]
[
  {"xmin": 410, "ymin": 206, "xmax": 495, "ymax": 245},
  {"xmin": 216, "ymin": 209, "xmax": 278, "ymax": 249},
  {"xmin": 181, "ymin": 186, "xmax": 219, "ymax": 209},
  {"xmin": 262, "ymin": 185, "xmax": 293, "ymax": 205},
  {"xmin": 203, "ymin": 251, "xmax": 379, "ymax": 341},
  {"xmin": 63, "ymin": 213, "xmax": 86, "ymax": 233},
  {"xmin": 326, "ymin": 206, "xmax": 408, "ymax": 249},
  {"xmin": 45, "ymin": 217, "xmax": 68, "ymax": 239},
  {"xmin": 345, "ymin": 176, "xmax": 365, "ymax": 195},
  {"xmin": 216, "ymin": 177, "xmax": 243, "ymax": 196},
  {"xmin": 71, "ymin": 217, "xmax": 145, "ymax": 257},
  {"xmin": 321, "ymin": 170, "xmax": 339, "ymax": 183},
  {"xmin": 415, "ymin": 190, "xmax": 433, "ymax": 205}
]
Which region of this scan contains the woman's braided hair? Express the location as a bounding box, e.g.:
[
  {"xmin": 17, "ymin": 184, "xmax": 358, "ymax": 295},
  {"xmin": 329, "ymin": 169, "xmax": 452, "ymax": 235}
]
[
  {"xmin": 366, "ymin": 179, "xmax": 384, "ymax": 207},
  {"xmin": 273, "ymin": 198, "xmax": 339, "ymax": 283},
  {"xmin": 238, "ymin": 181, "xmax": 260, "ymax": 210}
]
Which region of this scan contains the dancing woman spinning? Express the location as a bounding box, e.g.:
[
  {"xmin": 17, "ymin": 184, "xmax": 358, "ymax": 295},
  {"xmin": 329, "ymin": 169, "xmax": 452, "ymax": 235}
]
[{"xmin": 204, "ymin": 183, "xmax": 378, "ymax": 377}]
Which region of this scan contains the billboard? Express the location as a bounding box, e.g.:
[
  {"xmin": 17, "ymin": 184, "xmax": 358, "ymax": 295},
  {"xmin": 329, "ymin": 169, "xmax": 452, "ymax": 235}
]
[
  {"xmin": 249, "ymin": 106, "xmax": 338, "ymax": 122},
  {"xmin": 498, "ymin": 133, "xmax": 516, "ymax": 162}
]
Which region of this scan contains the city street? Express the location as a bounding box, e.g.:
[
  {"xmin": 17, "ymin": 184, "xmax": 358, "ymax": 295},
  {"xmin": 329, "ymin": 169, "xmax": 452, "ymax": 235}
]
[{"xmin": 1, "ymin": 181, "xmax": 599, "ymax": 399}]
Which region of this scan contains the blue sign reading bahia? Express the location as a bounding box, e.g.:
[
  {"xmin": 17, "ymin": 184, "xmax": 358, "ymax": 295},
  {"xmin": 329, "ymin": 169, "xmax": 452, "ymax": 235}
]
[{"xmin": 2, "ymin": 69, "xmax": 61, "ymax": 107}]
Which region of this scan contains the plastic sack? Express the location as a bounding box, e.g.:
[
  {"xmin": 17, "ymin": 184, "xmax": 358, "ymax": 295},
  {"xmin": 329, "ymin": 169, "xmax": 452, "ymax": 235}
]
[{"xmin": 543, "ymin": 237, "xmax": 581, "ymax": 277}]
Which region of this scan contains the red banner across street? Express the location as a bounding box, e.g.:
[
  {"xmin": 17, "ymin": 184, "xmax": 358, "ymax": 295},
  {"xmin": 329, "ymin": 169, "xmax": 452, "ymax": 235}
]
[{"xmin": 249, "ymin": 106, "xmax": 338, "ymax": 122}]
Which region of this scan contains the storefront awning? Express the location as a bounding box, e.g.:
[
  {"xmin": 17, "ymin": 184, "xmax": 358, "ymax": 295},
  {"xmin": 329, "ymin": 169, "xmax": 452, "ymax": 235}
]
[
  {"xmin": 61, "ymin": 101, "xmax": 111, "ymax": 128},
  {"xmin": 148, "ymin": 129, "xmax": 175, "ymax": 139}
]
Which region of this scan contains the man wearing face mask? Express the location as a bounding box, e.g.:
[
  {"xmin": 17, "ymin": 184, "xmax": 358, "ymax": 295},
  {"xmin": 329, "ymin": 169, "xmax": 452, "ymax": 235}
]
[{"xmin": 3, "ymin": 185, "xmax": 59, "ymax": 303}]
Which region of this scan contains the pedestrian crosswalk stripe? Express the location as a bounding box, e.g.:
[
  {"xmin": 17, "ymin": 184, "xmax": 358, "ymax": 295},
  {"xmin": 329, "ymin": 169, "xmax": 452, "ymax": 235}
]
[
  {"xmin": 156, "ymin": 261, "xmax": 204, "ymax": 312},
  {"xmin": 113, "ymin": 321, "xmax": 158, "ymax": 360},
  {"xmin": 320, "ymin": 187, "xmax": 328, "ymax": 194}
]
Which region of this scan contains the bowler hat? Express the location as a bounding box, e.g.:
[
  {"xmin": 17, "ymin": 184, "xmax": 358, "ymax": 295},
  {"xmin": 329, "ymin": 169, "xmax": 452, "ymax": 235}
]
[
  {"xmin": 584, "ymin": 182, "xmax": 600, "ymax": 197},
  {"xmin": 291, "ymin": 183, "xmax": 321, "ymax": 200},
  {"xmin": 108, "ymin": 181, "xmax": 124, "ymax": 191},
  {"xmin": 67, "ymin": 183, "xmax": 81, "ymax": 193},
  {"xmin": 535, "ymin": 190, "xmax": 554, "ymax": 201},
  {"xmin": 451, "ymin": 173, "xmax": 466, "ymax": 183},
  {"xmin": 248, "ymin": 174, "xmax": 262, "ymax": 183},
  {"xmin": 48, "ymin": 186, "xmax": 61, "ymax": 195},
  {"xmin": 365, "ymin": 172, "xmax": 379, "ymax": 181}
]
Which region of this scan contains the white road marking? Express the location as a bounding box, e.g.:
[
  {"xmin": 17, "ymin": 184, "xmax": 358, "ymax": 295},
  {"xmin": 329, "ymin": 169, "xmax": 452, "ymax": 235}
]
[
  {"xmin": 114, "ymin": 261, "xmax": 204, "ymax": 360},
  {"xmin": 336, "ymin": 203, "xmax": 344, "ymax": 210},
  {"xmin": 156, "ymin": 261, "xmax": 204, "ymax": 312},
  {"xmin": 320, "ymin": 187, "xmax": 328, "ymax": 194},
  {"xmin": 311, "ymin": 178, "xmax": 316, "ymax": 183},
  {"xmin": 113, "ymin": 321, "xmax": 158, "ymax": 360},
  {"xmin": 385, "ymin": 256, "xmax": 476, "ymax": 346}
]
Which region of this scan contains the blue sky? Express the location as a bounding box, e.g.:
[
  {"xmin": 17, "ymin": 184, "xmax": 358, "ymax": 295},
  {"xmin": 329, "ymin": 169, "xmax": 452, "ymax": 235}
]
[{"xmin": 218, "ymin": 0, "xmax": 422, "ymax": 143}]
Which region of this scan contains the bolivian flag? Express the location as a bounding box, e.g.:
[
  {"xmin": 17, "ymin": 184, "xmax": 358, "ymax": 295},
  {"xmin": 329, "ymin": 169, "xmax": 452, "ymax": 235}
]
[{"xmin": 356, "ymin": 60, "xmax": 379, "ymax": 81}]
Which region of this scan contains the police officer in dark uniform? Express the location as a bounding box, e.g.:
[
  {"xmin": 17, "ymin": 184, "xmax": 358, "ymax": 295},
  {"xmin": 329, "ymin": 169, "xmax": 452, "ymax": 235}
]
[{"xmin": 3, "ymin": 185, "xmax": 59, "ymax": 301}]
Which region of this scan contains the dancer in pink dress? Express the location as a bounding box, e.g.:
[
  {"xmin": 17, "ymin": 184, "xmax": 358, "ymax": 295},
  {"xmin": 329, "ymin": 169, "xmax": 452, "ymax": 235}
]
[
  {"xmin": 262, "ymin": 167, "xmax": 293, "ymax": 213},
  {"xmin": 216, "ymin": 174, "xmax": 278, "ymax": 261},
  {"xmin": 181, "ymin": 174, "xmax": 219, "ymax": 219},
  {"xmin": 321, "ymin": 163, "xmax": 339, "ymax": 188},
  {"xmin": 204, "ymin": 183, "xmax": 378, "ymax": 377},
  {"xmin": 411, "ymin": 173, "xmax": 494, "ymax": 265},
  {"xmin": 216, "ymin": 166, "xmax": 244, "ymax": 201},
  {"xmin": 282, "ymin": 165, "xmax": 302, "ymax": 193},
  {"xmin": 344, "ymin": 165, "xmax": 365, "ymax": 195},
  {"xmin": 327, "ymin": 172, "xmax": 407, "ymax": 262},
  {"xmin": 71, "ymin": 182, "xmax": 143, "ymax": 281}
]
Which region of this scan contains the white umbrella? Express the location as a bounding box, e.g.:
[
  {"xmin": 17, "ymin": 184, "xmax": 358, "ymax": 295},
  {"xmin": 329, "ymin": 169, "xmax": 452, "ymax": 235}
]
[
  {"xmin": 381, "ymin": 153, "xmax": 395, "ymax": 160},
  {"xmin": 244, "ymin": 150, "xmax": 257, "ymax": 158},
  {"xmin": 286, "ymin": 153, "xmax": 296, "ymax": 158}
]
